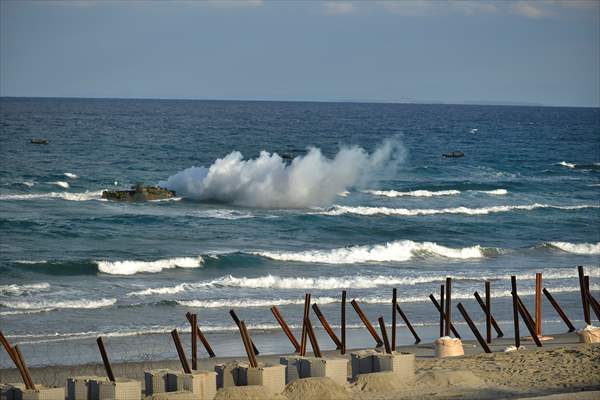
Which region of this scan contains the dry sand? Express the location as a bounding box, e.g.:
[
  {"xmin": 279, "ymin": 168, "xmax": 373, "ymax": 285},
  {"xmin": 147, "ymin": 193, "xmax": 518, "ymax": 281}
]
[{"xmin": 1, "ymin": 333, "xmax": 599, "ymax": 399}]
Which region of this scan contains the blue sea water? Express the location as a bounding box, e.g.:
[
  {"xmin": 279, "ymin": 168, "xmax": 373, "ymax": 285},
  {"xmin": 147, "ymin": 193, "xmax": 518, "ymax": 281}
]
[{"xmin": 0, "ymin": 98, "xmax": 599, "ymax": 368}]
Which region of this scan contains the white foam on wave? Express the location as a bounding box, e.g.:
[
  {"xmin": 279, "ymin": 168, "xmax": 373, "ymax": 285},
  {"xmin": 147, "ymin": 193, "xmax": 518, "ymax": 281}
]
[
  {"xmin": 479, "ymin": 189, "xmax": 508, "ymax": 195},
  {"xmin": 365, "ymin": 189, "xmax": 460, "ymax": 198},
  {"xmin": 14, "ymin": 260, "xmax": 48, "ymax": 264},
  {"xmin": 0, "ymin": 190, "xmax": 104, "ymax": 201},
  {"xmin": 558, "ymin": 161, "xmax": 576, "ymax": 168},
  {"xmin": 22, "ymin": 181, "xmax": 35, "ymax": 187},
  {"xmin": 53, "ymin": 181, "xmax": 70, "ymax": 189},
  {"xmin": 177, "ymin": 296, "xmax": 338, "ymax": 309},
  {"xmin": 64, "ymin": 172, "xmax": 79, "ymax": 179},
  {"xmin": 319, "ymin": 203, "xmax": 599, "ymax": 216},
  {"xmin": 0, "ymin": 298, "xmax": 116, "ymax": 310},
  {"xmin": 125, "ymin": 267, "xmax": 582, "ymax": 296},
  {"xmin": 96, "ymin": 256, "xmax": 204, "ymax": 275},
  {"xmin": 0, "ymin": 308, "xmax": 55, "ymax": 316},
  {"xmin": 254, "ymin": 240, "xmax": 491, "ymax": 264},
  {"xmin": 0, "ymin": 282, "xmax": 50, "ymax": 296},
  {"xmin": 547, "ymin": 242, "xmax": 600, "ymax": 255}
]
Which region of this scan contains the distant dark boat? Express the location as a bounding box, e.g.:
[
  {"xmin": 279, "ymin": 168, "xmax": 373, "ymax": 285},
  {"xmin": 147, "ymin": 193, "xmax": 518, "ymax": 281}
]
[
  {"xmin": 443, "ymin": 151, "xmax": 464, "ymax": 158},
  {"xmin": 30, "ymin": 139, "xmax": 49, "ymax": 145}
]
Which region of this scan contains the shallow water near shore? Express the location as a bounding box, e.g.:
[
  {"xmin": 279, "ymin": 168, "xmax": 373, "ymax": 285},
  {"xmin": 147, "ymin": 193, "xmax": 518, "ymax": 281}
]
[{"xmin": 0, "ymin": 98, "xmax": 598, "ymax": 368}]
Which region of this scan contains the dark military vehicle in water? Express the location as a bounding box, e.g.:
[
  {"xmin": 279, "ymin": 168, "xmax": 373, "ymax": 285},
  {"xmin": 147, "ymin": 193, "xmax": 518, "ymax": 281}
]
[{"xmin": 101, "ymin": 183, "xmax": 176, "ymax": 202}]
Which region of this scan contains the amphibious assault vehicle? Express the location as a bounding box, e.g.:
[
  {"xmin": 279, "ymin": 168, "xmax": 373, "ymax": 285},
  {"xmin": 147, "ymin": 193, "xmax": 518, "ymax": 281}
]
[{"xmin": 101, "ymin": 183, "xmax": 176, "ymax": 202}]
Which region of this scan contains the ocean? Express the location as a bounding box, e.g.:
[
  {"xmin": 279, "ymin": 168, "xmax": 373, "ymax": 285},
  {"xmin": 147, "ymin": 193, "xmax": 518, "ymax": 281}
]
[{"xmin": 0, "ymin": 97, "xmax": 598, "ymax": 368}]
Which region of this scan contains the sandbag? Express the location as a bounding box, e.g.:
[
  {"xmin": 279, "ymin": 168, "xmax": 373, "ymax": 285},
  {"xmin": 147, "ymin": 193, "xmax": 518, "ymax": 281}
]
[
  {"xmin": 434, "ymin": 336, "xmax": 464, "ymax": 358},
  {"xmin": 578, "ymin": 325, "xmax": 600, "ymax": 343}
]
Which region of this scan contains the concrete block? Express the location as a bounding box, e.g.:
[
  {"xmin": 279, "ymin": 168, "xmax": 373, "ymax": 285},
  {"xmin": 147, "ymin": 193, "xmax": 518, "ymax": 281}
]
[
  {"xmin": 144, "ymin": 370, "xmax": 174, "ymax": 396},
  {"xmin": 301, "ymin": 357, "xmax": 348, "ymax": 386},
  {"xmin": 167, "ymin": 372, "xmax": 216, "ymax": 400},
  {"xmin": 1, "ymin": 383, "xmax": 26, "ymax": 400},
  {"xmin": 214, "ymin": 362, "xmax": 248, "ymax": 388},
  {"xmin": 19, "ymin": 386, "xmax": 64, "ymax": 400},
  {"xmin": 350, "ymin": 350, "xmax": 377, "ymax": 380},
  {"xmin": 98, "ymin": 379, "xmax": 141, "ymax": 400},
  {"xmin": 244, "ymin": 364, "xmax": 285, "ymax": 396},
  {"xmin": 279, "ymin": 356, "xmax": 306, "ymax": 384},
  {"xmin": 66, "ymin": 376, "xmax": 108, "ymax": 400},
  {"xmin": 372, "ymin": 352, "xmax": 415, "ymax": 382}
]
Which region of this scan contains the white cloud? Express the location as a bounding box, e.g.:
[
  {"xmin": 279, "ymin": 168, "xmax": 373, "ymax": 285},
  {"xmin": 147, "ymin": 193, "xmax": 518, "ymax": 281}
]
[
  {"xmin": 510, "ymin": 1, "xmax": 549, "ymax": 18},
  {"xmin": 323, "ymin": 1, "xmax": 356, "ymax": 15}
]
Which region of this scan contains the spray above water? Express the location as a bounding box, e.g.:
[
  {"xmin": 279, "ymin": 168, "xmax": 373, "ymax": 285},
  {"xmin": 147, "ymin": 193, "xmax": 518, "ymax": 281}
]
[{"xmin": 159, "ymin": 139, "xmax": 405, "ymax": 208}]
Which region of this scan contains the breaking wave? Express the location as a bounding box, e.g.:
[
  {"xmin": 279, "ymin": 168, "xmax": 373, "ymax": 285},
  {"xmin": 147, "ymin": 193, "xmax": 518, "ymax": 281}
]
[
  {"xmin": 64, "ymin": 172, "xmax": 78, "ymax": 179},
  {"xmin": 177, "ymin": 296, "xmax": 338, "ymax": 309},
  {"xmin": 558, "ymin": 161, "xmax": 600, "ymax": 170},
  {"xmin": 364, "ymin": 188, "xmax": 507, "ymax": 197},
  {"xmin": 159, "ymin": 139, "xmax": 406, "ymax": 208},
  {"xmin": 0, "ymin": 298, "xmax": 116, "ymax": 311},
  {"xmin": 254, "ymin": 240, "xmax": 495, "ymax": 264},
  {"xmin": 53, "ymin": 181, "xmax": 70, "ymax": 189},
  {"xmin": 0, "ymin": 282, "xmax": 50, "ymax": 296},
  {"xmin": 0, "ymin": 190, "xmax": 104, "ymax": 201},
  {"xmin": 365, "ymin": 189, "xmax": 460, "ymax": 197},
  {"xmin": 546, "ymin": 242, "xmax": 600, "ymax": 255},
  {"xmin": 96, "ymin": 256, "xmax": 204, "ymax": 275},
  {"xmin": 126, "ymin": 267, "xmax": 580, "ymax": 296},
  {"xmin": 319, "ymin": 203, "xmax": 599, "ymax": 217}
]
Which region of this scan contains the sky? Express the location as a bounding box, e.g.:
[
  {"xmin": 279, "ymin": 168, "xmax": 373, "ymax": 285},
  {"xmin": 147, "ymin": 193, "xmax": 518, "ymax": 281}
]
[{"xmin": 1, "ymin": 0, "xmax": 599, "ymax": 107}]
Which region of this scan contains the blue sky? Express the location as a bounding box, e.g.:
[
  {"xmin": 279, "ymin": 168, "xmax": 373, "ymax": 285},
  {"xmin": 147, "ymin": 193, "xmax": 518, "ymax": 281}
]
[{"xmin": 1, "ymin": 0, "xmax": 598, "ymax": 107}]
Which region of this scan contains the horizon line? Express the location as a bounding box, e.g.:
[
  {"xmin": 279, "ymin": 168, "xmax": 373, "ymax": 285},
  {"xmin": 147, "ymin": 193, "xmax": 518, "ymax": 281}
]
[{"xmin": 1, "ymin": 95, "xmax": 599, "ymax": 109}]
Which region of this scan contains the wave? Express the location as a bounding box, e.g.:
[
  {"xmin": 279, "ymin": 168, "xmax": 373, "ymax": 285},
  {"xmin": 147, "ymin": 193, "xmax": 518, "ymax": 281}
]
[
  {"xmin": 126, "ymin": 267, "xmax": 581, "ymax": 296},
  {"xmin": 177, "ymin": 296, "xmax": 338, "ymax": 309},
  {"xmin": 96, "ymin": 256, "xmax": 204, "ymax": 275},
  {"xmin": 64, "ymin": 172, "xmax": 78, "ymax": 179},
  {"xmin": 0, "ymin": 298, "xmax": 116, "ymax": 311},
  {"xmin": 22, "ymin": 181, "xmax": 35, "ymax": 187},
  {"xmin": 479, "ymin": 189, "xmax": 508, "ymax": 195},
  {"xmin": 0, "ymin": 282, "xmax": 50, "ymax": 296},
  {"xmin": 254, "ymin": 240, "xmax": 494, "ymax": 264},
  {"xmin": 0, "ymin": 190, "xmax": 104, "ymax": 201},
  {"xmin": 546, "ymin": 242, "xmax": 600, "ymax": 255},
  {"xmin": 364, "ymin": 189, "xmax": 460, "ymax": 198},
  {"xmin": 558, "ymin": 161, "xmax": 600, "ymax": 170},
  {"xmin": 318, "ymin": 203, "xmax": 600, "ymax": 217},
  {"xmin": 53, "ymin": 181, "xmax": 70, "ymax": 189}
]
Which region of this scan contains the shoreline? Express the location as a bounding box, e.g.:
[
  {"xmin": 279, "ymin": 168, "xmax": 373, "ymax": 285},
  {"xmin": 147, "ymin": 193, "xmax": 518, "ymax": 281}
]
[{"xmin": 2, "ymin": 333, "xmax": 599, "ymax": 399}]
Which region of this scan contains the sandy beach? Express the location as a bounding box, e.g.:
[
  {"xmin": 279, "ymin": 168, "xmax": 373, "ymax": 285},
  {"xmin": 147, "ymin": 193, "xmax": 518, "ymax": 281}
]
[{"xmin": 2, "ymin": 332, "xmax": 599, "ymax": 399}]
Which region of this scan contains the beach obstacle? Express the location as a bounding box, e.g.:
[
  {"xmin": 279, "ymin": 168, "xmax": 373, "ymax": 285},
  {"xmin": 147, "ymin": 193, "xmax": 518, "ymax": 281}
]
[
  {"xmin": 270, "ymin": 306, "xmax": 301, "ymax": 353},
  {"xmin": 351, "ymin": 299, "xmax": 384, "ymax": 347},
  {"xmin": 584, "ymin": 275, "xmax": 600, "ymax": 321},
  {"xmin": 542, "ymin": 288, "xmax": 575, "ymax": 332},
  {"xmin": 190, "ymin": 313, "xmax": 197, "ymax": 370},
  {"xmin": 444, "ymin": 277, "xmax": 452, "ymax": 336},
  {"xmin": 395, "ymin": 303, "xmax": 421, "ymax": 344},
  {"xmin": 94, "ymin": 337, "xmax": 141, "ymax": 400},
  {"xmin": 312, "ymin": 303, "xmax": 342, "ymax": 350},
  {"xmin": 391, "ymin": 289, "xmax": 397, "ymax": 351},
  {"xmin": 350, "ymin": 316, "xmax": 415, "ymax": 382},
  {"xmin": 485, "ymin": 281, "xmax": 492, "ymax": 343},
  {"xmin": 305, "ymin": 313, "xmax": 322, "ymax": 358},
  {"xmin": 171, "ymin": 329, "xmax": 192, "ymax": 374},
  {"xmin": 439, "ymin": 284, "xmax": 445, "ymax": 337},
  {"xmin": 229, "ymin": 309, "xmax": 259, "ymax": 356},
  {"xmin": 434, "ymin": 278, "xmax": 464, "ymax": 357},
  {"xmin": 185, "ymin": 312, "xmax": 215, "ymax": 358},
  {"xmin": 473, "ymin": 291, "xmax": 504, "ymax": 338},
  {"xmin": 456, "ymin": 303, "xmax": 491, "ymax": 353},
  {"xmin": 577, "ymin": 266, "xmax": 591, "ymax": 325},
  {"xmin": 233, "ymin": 319, "xmax": 286, "ymax": 395},
  {"xmin": 510, "ymin": 277, "xmax": 543, "ymax": 348},
  {"xmin": 341, "ymin": 290, "xmax": 346, "ymax": 355},
  {"xmin": 299, "ymin": 293, "xmax": 311, "ymax": 356},
  {"xmin": 428, "ymin": 293, "xmax": 461, "ymax": 338},
  {"xmin": 0, "ymin": 330, "xmax": 35, "ymax": 390}
]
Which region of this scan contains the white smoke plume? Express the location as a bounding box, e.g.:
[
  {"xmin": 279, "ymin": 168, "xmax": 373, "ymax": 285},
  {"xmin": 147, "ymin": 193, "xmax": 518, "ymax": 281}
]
[{"xmin": 159, "ymin": 138, "xmax": 405, "ymax": 208}]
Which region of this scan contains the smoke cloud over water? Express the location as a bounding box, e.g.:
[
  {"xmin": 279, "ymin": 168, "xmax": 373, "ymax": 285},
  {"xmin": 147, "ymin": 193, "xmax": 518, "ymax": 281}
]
[{"xmin": 159, "ymin": 139, "xmax": 405, "ymax": 208}]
